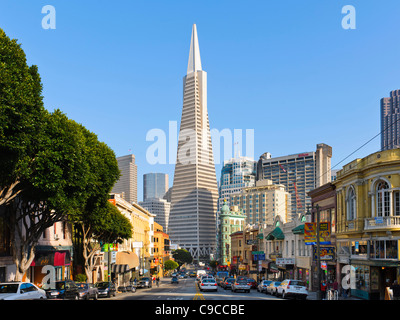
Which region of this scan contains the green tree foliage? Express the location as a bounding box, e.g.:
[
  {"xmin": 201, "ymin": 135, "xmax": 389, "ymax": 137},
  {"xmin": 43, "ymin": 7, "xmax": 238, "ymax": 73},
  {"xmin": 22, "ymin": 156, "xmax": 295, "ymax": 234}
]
[
  {"xmin": 0, "ymin": 29, "xmax": 131, "ymax": 281},
  {"xmin": 172, "ymin": 249, "xmax": 193, "ymax": 268},
  {"xmin": 164, "ymin": 260, "xmax": 179, "ymax": 271}
]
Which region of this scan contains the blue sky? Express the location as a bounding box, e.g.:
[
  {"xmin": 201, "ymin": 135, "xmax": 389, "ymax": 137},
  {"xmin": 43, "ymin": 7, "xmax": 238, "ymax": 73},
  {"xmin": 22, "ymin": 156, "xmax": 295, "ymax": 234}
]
[{"xmin": 1, "ymin": 1, "xmax": 400, "ymax": 201}]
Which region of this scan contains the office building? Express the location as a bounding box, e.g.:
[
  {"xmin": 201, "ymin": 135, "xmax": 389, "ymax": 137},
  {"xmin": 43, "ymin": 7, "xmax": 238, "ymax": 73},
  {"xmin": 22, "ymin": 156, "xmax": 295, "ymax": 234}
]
[
  {"xmin": 139, "ymin": 198, "xmax": 171, "ymax": 232},
  {"xmin": 231, "ymin": 179, "xmax": 291, "ymax": 225},
  {"xmin": 256, "ymin": 143, "xmax": 332, "ymax": 218},
  {"xmin": 218, "ymin": 157, "xmax": 256, "ymax": 210},
  {"xmin": 168, "ymin": 24, "xmax": 219, "ymax": 261},
  {"xmin": 381, "ymin": 89, "xmax": 400, "ymax": 151},
  {"xmin": 111, "ymin": 154, "xmax": 137, "ymax": 203},
  {"xmin": 143, "ymin": 173, "xmax": 169, "ymax": 201}
]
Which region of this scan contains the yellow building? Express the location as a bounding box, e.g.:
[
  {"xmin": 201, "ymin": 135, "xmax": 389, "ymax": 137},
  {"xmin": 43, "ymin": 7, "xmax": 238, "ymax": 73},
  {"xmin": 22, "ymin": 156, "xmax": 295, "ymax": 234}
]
[
  {"xmin": 335, "ymin": 149, "xmax": 400, "ymax": 300},
  {"xmin": 109, "ymin": 193, "xmax": 155, "ymax": 285},
  {"xmin": 152, "ymin": 222, "xmax": 171, "ymax": 278}
]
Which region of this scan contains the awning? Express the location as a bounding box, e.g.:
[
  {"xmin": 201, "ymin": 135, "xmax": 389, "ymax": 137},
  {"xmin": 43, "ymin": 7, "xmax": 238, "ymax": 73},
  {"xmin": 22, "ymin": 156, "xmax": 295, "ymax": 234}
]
[
  {"xmin": 292, "ymin": 224, "xmax": 305, "ymax": 235},
  {"xmin": 111, "ymin": 264, "xmax": 130, "ymax": 274},
  {"xmin": 266, "ymin": 227, "xmax": 284, "ymax": 240},
  {"xmin": 30, "ymin": 250, "xmax": 71, "ymax": 267},
  {"xmin": 116, "ymin": 251, "xmax": 139, "ymax": 269}
]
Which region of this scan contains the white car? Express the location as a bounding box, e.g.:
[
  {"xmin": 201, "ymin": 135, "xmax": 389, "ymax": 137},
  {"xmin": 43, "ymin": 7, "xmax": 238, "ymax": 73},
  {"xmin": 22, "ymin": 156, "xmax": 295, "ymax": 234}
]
[
  {"xmin": 199, "ymin": 278, "xmax": 218, "ymax": 292},
  {"xmin": 276, "ymin": 279, "xmax": 308, "ymax": 300},
  {"xmin": 0, "ymin": 282, "xmax": 47, "ymax": 300},
  {"xmin": 257, "ymin": 280, "xmax": 273, "ymax": 293}
]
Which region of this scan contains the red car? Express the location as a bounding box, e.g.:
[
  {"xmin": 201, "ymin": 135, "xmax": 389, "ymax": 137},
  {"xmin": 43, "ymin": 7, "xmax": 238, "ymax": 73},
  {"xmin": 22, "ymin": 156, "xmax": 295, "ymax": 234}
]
[{"xmin": 246, "ymin": 278, "xmax": 257, "ymax": 289}]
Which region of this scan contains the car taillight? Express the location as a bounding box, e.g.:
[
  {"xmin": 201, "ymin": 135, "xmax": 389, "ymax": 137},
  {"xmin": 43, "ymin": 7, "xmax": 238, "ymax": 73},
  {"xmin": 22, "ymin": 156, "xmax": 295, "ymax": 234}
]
[
  {"xmin": 287, "ymin": 286, "xmax": 290, "ymax": 289},
  {"xmin": 201, "ymin": 283, "xmax": 204, "ymax": 286},
  {"xmin": 225, "ymin": 282, "xmax": 228, "ymax": 284},
  {"xmin": 214, "ymin": 283, "xmax": 217, "ymax": 286}
]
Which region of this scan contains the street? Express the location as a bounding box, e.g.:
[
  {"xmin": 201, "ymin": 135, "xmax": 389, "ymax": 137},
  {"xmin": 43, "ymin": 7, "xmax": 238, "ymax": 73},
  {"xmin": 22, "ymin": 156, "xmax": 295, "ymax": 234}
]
[{"xmin": 108, "ymin": 277, "xmax": 282, "ymax": 301}]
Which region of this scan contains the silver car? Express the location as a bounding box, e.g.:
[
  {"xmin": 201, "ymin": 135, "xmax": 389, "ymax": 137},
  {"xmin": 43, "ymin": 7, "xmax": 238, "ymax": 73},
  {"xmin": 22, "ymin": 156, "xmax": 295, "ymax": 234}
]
[
  {"xmin": 0, "ymin": 282, "xmax": 47, "ymax": 300},
  {"xmin": 231, "ymin": 277, "xmax": 251, "ymax": 293}
]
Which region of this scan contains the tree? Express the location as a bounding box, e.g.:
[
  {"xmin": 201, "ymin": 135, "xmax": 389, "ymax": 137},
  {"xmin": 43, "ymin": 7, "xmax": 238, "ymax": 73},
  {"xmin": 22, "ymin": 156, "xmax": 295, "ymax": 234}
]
[
  {"xmin": 172, "ymin": 249, "xmax": 193, "ymax": 269},
  {"xmin": 0, "ymin": 29, "xmax": 129, "ymax": 281},
  {"xmin": 164, "ymin": 260, "xmax": 179, "ymax": 272},
  {"xmin": 74, "ymin": 201, "xmax": 132, "ymax": 283}
]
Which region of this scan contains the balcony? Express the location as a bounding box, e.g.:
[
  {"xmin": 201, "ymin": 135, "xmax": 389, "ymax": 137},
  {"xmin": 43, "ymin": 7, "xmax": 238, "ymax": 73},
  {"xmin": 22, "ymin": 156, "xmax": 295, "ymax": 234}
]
[{"xmin": 364, "ymin": 216, "xmax": 400, "ymax": 231}]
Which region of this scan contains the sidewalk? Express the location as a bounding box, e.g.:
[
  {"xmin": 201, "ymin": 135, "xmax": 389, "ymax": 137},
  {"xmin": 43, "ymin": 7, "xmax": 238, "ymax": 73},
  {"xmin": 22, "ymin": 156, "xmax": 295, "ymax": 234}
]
[{"xmin": 307, "ymin": 290, "xmax": 361, "ymax": 300}]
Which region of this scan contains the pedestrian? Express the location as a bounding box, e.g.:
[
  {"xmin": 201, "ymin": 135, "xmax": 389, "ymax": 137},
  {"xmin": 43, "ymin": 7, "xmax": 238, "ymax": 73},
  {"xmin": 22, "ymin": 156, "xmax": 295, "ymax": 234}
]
[
  {"xmin": 156, "ymin": 277, "xmax": 160, "ymax": 287},
  {"xmin": 320, "ymin": 280, "xmax": 327, "ymax": 300},
  {"xmin": 390, "ymin": 280, "xmax": 400, "ymax": 300}
]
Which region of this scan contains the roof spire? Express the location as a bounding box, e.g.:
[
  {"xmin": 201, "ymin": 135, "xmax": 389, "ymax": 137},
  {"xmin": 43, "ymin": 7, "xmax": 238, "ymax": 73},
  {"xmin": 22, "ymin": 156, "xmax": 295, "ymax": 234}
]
[{"xmin": 187, "ymin": 24, "xmax": 202, "ymax": 74}]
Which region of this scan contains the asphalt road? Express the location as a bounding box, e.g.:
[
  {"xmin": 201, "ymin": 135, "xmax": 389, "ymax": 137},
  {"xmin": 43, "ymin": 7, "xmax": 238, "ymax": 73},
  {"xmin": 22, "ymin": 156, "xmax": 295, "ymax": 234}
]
[{"xmin": 110, "ymin": 277, "xmax": 282, "ymax": 301}]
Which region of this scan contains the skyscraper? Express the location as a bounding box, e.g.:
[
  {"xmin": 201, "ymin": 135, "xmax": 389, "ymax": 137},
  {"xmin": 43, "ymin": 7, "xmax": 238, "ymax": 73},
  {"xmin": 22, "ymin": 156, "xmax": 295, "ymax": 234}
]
[
  {"xmin": 218, "ymin": 156, "xmax": 256, "ymax": 210},
  {"xmin": 168, "ymin": 24, "xmax": 218, "ymax": 261},
  {"xmin": 381, "ymin": 89, "xmax": 400, "ymax": 151},
  {"xmin": 111, "ymin": 154, "xmax": 137, "ymax": 203},
  {"xmin": 143, "ymin": 173, "xmax": 169, "ymax": 201},
  {"xmin": 256, "ymin": 143, "xmax": 332, "ymax": 218}
]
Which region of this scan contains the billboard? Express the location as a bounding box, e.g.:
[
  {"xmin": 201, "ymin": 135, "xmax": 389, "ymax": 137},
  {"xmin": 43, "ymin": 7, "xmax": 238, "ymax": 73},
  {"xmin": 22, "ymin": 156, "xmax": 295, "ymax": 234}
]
[{"xmin": 305, "ymin": 222, "xmax": 331, "ymax": 245}]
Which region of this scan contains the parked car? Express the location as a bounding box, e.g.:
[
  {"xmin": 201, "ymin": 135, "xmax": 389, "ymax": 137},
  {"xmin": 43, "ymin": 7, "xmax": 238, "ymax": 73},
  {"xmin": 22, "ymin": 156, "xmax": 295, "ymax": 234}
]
[
  {"xmin": 77, "ymin": 282, "xmax": 98, "ymax": 300},
  {"xmin": 221, "ymin": 278, "xmax": 235, "ymax": 290},
  {"xmin": 199, "ymin": 278, "xmax": 218, "ymax": 292},
  {"xmin": 95, "ymin": 281, "xmax": 116, "ymax": 298},
  {"xmin": 46, "ymin": 280, "xmax": 80, "ymax": 300},
  {"xmin": 246, "ymin": 278, "xmax": 257, "ymax": 289},
  {"xmin": 171, "ymin": 276, "xmax": 179, "ymax": 284},
  {"xmin": 0, "ymin": 282, "xmax": 47, "ymax": 300},
  {"xmin": 266, "ymin": 281, "xmax": 281, "ymax": 295},
  {"xmin": 231, "ymin": 277, "xmax": 251, "ymax": 293},
  {"xmin": 257, "ymin": 280, "xmax": 273, "ymax": 293},
  {"xmin": 125, "ymin": 285, "xmax": 136, "ymax": 293},
  {"xmin": 137, "ymin": 277, "xmax": 152, "ymax": 288},
  {"xmin": 276, "ymin": 279, "xmax": 308, "ymax": 300}
]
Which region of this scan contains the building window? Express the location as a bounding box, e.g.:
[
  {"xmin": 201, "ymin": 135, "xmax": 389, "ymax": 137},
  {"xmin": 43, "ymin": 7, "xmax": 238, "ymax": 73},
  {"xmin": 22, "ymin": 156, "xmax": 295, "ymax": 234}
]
[
  {"xmin": 347, "ymin": 186, "xmax": 356, "ymax": 221},
  {"xmin": 376, "ymin": 181, "xmax": 390, "ymax": 217}
]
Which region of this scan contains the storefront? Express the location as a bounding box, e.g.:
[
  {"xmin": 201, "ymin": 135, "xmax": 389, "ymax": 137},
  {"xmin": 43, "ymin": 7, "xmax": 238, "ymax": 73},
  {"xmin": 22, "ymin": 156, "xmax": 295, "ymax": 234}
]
[{"xmin": 30, "ymin": 246, "xmax": 73, "ymax": 287}]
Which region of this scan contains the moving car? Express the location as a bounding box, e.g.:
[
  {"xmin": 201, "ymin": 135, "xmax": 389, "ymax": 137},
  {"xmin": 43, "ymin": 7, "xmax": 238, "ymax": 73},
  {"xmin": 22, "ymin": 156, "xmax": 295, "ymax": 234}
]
[
  {"xmin": 257, "ymin": 280, "xmax": 272, "ymax": 293},
  {"xmin": 266, "ymin": 281, "xmax": 281, "ymax": 295},
  {"xmin": 199, "ymin": 278, "xmax": 218, "ymax": 292},
  {"xmin": 231, "ymin": 277, "xmax": 251, "ymax": 293},
  {"xmin": 215, "ymin": 271, "xmax": 229, "ymax": 286},
  {"xmin": 137, "ymin": 277, "xmax": 152, "ymax": 288},
  {"xmin": 276, "ymin": 279, "xmax": 308, "ymax": 300},
  {"xmin": 77, "ymin": 282, "xmax": 98, "ymax": 300},
  {"xmin": 221, "ymin": 277, "xmax": 235, "ymax": 290},
  {"xmin": 95, "ymin": 281, "xmax": 116, "ymax": 298},
  {"xmin": 246, "ymin": 278, "xmax": 257, "ymax": 289},
  {"xmin": 171, "ymin": 276, "xmax": 179, "ymax": 284},
  {"xmin": 46, "ymin": 280, "xmax": 80, "ymax": 300},
  {"xmin": 0, "ymin": 282, "xmax": 47, "ymax": 300}
]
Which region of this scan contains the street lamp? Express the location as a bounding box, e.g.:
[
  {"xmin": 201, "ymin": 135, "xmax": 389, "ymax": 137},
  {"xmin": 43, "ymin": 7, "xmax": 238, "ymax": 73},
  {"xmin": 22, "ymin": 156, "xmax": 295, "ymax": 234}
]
[{"xmin": 306, "ymin": 204, "xmax": 322, "ymax": 300}]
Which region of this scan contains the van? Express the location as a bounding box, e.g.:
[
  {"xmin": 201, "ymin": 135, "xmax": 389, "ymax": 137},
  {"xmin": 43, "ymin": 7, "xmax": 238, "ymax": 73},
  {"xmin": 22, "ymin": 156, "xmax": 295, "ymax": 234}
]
[{"xmin": 196, "ymin": 270, "xmax": 206, "ymax": 279}]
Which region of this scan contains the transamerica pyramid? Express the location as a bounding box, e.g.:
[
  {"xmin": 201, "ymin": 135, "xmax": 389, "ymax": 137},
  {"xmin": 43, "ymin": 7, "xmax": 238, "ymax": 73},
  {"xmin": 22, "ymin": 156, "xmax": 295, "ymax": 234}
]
[{"xmin": 168, "ymin": 24, "xmax": 218, "ymax": 261}]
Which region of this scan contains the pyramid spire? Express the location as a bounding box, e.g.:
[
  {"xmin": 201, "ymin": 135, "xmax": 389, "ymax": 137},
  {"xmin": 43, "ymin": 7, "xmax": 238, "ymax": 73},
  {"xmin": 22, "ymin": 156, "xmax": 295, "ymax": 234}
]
[{"xmin": 187, "ymin": 24, "xmax": 202, "ymax": 74}]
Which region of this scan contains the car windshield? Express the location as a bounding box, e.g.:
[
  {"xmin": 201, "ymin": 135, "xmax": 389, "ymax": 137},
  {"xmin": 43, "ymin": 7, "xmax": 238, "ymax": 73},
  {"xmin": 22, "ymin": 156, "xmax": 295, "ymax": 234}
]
[
  {"xmin": 237, "ymin": 280, "xmax": 247, "ymax": 284},
  {"xmin": 141, "ymin": 278, "xmax": 150, "ymax": 281},
  {"xmin": 55, "ymin": 282, "xmax": 66, "ymax": 290},
  {"xmin": 0, "ymin": 284, "xmax": 19, "ymax": 293},
  {"xmin": 95, "ymin": 282, "xmax": 109, "ymax": 289},
  {"xmin": 274, "ymin": 282, "xmax": 281, "ymax": 286},
  {"xmin": 227, "ymin": 278, "xmax": 235, "ymax": 282},
  {"xmin": 289, "ymin": 280, "xmax": 305, "ymax": 286}
]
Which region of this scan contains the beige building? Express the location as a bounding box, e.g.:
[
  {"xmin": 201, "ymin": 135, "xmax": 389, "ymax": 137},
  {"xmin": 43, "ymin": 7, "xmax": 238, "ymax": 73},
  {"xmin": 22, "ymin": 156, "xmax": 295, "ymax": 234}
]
[
  {"xmin": 109, "ymin": 193, "xmax": 155, "ymax": 284},
  {"xmin": 231, "ymin": 179, "xmax": 291, "ymax": 226}
]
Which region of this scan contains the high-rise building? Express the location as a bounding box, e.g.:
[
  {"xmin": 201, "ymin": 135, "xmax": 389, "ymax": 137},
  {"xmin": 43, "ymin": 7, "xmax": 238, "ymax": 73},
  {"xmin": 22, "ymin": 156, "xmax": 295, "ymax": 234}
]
[
  {"xmin": 112, "ymin": 154, "xmax": 137, "ymax": 203},
  {"xmin": 231, "ymin": 179, "xmax": 291, "ymax": 226},
  {"xmin": 168, "ymin": 24, "xmax": 218, "ymax": 261},
  {"xmin": 256, "ymin": 143, "xmax": 332, "ymax": 218},
  {"xmin": 139, "ymin": 198, "xmax": 171, "ymax": 233},
  {"xmin": 143, "ymin": 173, "xmax": 169, "ymax": 201},
  {"xmin": 381, "ymin": 89, "xmax": 400, "ymax": 151},
  {"xmin": 218, "ymin": 157, "xmax": 256, "ymax": 210}
]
